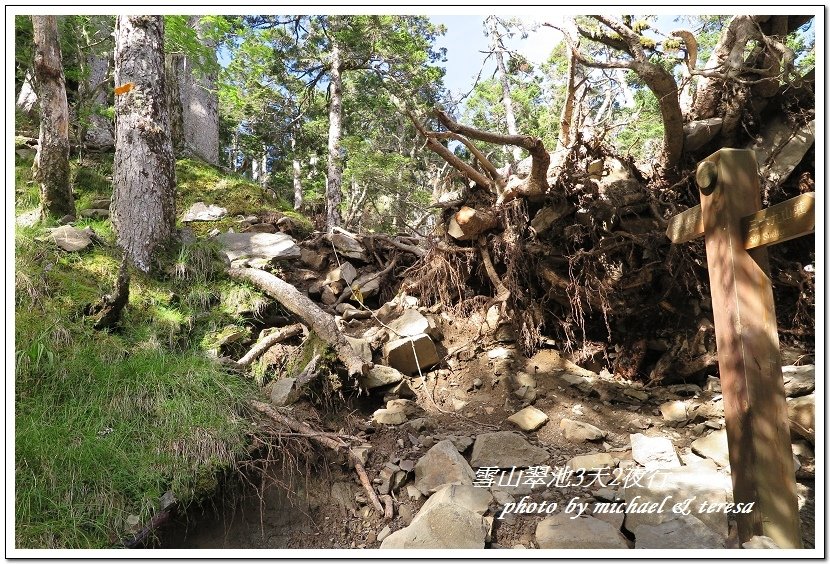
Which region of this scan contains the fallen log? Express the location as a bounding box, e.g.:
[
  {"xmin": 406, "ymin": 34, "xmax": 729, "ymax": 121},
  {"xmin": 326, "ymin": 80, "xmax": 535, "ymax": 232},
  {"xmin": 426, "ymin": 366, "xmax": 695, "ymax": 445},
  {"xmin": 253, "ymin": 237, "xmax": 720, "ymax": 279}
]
[
  {"xmin": 228, "ymin": 268, "xmax": 370, "ymax": 378},
  {"xmin": 249, "ymin": 400, "xmax": 384, "ymax": 514}
]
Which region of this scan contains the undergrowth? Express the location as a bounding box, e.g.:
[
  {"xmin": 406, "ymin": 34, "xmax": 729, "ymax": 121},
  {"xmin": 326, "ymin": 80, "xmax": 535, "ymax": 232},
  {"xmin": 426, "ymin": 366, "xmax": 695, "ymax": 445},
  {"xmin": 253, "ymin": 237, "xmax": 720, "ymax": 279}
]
[{"xmin": 13, "ymin": 153, "xmax": 315, "ymax": 548}]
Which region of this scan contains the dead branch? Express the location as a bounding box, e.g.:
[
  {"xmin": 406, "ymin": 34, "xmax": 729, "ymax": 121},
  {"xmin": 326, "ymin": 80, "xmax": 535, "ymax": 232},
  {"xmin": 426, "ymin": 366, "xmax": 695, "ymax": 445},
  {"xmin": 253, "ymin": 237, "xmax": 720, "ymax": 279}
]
[
  {"xmin": 228, "ymin": 268, "xmax": 370, "ymax": 378},
  {"xmin": 478, "ymin": 236, "xmax": 510, "ymax": 306},
  {"xmin": 233, "ymin": 324, "xmax": 304, "ymax": 368},
  {"xmin": 367, "ymin": 234, "xmax": 426, "ymax": 257}
]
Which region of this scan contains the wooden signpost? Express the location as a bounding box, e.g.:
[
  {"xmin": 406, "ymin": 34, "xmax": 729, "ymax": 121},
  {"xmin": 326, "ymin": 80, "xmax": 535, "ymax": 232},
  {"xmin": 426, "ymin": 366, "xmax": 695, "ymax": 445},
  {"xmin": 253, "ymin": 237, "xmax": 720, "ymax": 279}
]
[{"xmin": 666, "ymin": 149, "xmax": 814, "ymax": 549}]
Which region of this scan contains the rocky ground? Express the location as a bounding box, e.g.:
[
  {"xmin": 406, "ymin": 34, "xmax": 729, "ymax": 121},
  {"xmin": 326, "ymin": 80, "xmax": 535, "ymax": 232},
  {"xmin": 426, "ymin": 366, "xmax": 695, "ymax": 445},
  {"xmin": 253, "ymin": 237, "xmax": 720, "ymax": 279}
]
[{"xmin": 161, "ymin": 270, "xmax": 816, "ymax": 551}]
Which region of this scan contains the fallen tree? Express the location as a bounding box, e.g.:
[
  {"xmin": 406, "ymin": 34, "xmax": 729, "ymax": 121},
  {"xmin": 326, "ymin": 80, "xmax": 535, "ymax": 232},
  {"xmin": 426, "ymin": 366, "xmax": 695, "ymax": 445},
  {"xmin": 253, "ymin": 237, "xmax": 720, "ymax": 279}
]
[{"xmin": 228, "ymin": 267, "xmax": 371, "ymax": 379}]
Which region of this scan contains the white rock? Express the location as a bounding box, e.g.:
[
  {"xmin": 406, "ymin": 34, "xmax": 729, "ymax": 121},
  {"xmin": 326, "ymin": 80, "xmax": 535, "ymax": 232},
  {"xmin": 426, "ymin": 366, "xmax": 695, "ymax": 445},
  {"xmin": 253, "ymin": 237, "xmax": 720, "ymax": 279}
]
[
  {"xmin": 359, "ymin": 365, "xmax": 404, "ymax": 389},
  {"xmin": 634, "ymin": 514, "xmax": 725, "ymax": 549},
  {"xmin": 181, "ymin": 201, "xmax": 227, "ymax": 222},
  {"xmin": 388, "ymin": 309, "xmax": 430, "ymax": 338},
  {"xmin": 560, "ymin": 418, "xmax": 606, "ymax": 442},
  {"xmin": 508, "ymin": 407, "xmax": 549, "ymax": 431},
  {"xmin": 414, "ymin": 440, "xmax": 476, "ymax": 495},
  {"xmin": 384, "ymin": 333, "xmax": 439, "ymax": 375},
  {"xmin": 470, "ymin": 431, "xmax": 549, "ymax": 468},
  {"xmin": 535, "ymin": 514, "xmax": 629, "ymax": 549},
  {"xmin": 630, "ymin": 433, "xmax": 681, "ymax": 470},
  {"xmin": 215, "ymin": 232, "xmax": 300, "ymax": 263},
  {"xmin": 690, "ymin": 429, "xmax": 730, "ymax": 467}
]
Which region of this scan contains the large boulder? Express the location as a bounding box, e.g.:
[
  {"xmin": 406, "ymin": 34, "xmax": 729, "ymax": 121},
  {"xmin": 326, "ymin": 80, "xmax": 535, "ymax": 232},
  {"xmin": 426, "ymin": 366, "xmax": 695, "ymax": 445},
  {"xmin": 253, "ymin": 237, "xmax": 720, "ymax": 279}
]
[
  {"xmin": 690, "ymin": 429, "xmax": 730, "ymax": 467},
  {"xmin": 622, "ymin": 466, "xmax": 731, "ymax": 539},
  {"xmin": 380, "ymin": 491, "xmax": 488, "ymax": 548},
  {"xmin": 359, "ymin": 365, "xmax": 404, "ymax": 390},
  {"xmin": 215, "ymin": 232, "xmax": 300, "ymax": 263},
  {"xmin": 630, "ymin": 433, "xmax": 681, "ymax": 470},
  {"xmin": 535, "ymin": 514, "xmax": 629, "ymax": 549},
  {"xmin": 782, "ymin": 365, "xmax": 815, "ymax": 397},
  {"xmin": 414, "ymin": 440, "xmax": 476, "ymax": 495},
  {"xmin": 634, "ymin": 514, "xmax": 725, "ymax": 549},
  {"xmin": 470, "ymin": 431, "xmax": 549, "ymax": 468},
  {"xmin": 181, "ymin": 201, "xmax": 227, "ymax": 222},
  {"xmin": 383, "ymin": 334, "xmax": 439, "ymax": 375}
]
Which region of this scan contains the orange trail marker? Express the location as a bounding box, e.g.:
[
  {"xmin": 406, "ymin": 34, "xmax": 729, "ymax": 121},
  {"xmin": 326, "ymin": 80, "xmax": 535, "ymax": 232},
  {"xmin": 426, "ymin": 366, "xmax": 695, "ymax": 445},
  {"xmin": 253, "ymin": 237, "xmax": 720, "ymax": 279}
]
[{"xmin": 114, "ymin": 82, "xmax": 134, "ymax": 95}]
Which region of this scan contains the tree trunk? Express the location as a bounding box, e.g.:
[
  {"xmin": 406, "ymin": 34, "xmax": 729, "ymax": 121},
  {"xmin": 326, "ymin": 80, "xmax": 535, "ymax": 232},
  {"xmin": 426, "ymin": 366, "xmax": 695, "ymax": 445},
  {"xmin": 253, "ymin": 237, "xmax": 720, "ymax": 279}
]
[
  {"xmin": 487, "ymin": 16, "xmax": 522, "ymax": 163},
  {"xmin": 80, "ymin": 18, "xmax": 115, "ymax": 150},
  {"xmin": 291, "ymin": 135, "xmax": 303, "ymax": 210},
  {"xmin": 165, "ymin": 52, "xmax": 185, "ymax": 154},
  {"xmin": 325, "ymin": 39, "xmax": 344, "ymax": 233},
  {"xmin": 112, "ymin": 15, "xmax": 176, "ymax": 273},
  {"xmin": 32, "ymin": 15, "xmax": 74, "ymax": 220},
  {"xmin": 181, "ymin": 16, "xmax": 219, "ymax": 165}
]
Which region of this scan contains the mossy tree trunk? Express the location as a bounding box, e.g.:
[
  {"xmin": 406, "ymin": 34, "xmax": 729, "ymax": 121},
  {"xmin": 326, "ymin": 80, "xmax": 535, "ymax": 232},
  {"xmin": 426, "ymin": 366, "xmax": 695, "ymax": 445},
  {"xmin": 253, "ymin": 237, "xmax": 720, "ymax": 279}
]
[
  {"xmin": 32, "ymin": 15, "xmax": 74, "ymax": 220},
  {"xmin": 112, "ymin": 15, "xmax": 176, "ymax": 273}
]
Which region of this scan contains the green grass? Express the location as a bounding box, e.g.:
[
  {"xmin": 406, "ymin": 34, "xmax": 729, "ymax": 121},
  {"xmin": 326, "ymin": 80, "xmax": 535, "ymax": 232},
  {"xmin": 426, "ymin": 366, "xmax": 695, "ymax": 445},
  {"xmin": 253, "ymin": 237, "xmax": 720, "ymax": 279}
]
[{"xmin": 13, "ymin": 155, "xmax": 281, "ymax": 548}]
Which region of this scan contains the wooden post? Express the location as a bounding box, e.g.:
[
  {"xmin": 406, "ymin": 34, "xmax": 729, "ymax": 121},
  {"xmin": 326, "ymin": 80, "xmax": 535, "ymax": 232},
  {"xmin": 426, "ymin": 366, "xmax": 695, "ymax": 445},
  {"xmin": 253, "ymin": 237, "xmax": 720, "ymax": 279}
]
[{"xmin": 695, "ymin": 149, "xmax": 801, "ymax": 548}]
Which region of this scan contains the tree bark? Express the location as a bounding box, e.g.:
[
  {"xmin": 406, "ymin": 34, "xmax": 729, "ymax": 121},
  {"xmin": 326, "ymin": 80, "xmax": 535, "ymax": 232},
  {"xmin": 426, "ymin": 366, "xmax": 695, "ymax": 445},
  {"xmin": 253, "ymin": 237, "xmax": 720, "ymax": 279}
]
[
  {"xmin": 228, "ymin": 267, "xmax": 370, "ymax": 379},
  {"xmin": 80, "ymin": 17, "xmax": 115, "ymax": 150},
  {"xmin": 182, "ymin": 16, "xmax": 219, "ymax": 165},
  {"xmin": 325, "ymin": 38, "xmax": 344, "ymax": 232},
  {"xmin": 32, "ymin": 15, "xmax": 74, "ymax": 219},
  {"xmin": 292, "ymin": 135, "xmax": 303, "ymax": 210},
  {"xmin": 112, "ymin": 15, "xmax": 176, "ymax": 273}
]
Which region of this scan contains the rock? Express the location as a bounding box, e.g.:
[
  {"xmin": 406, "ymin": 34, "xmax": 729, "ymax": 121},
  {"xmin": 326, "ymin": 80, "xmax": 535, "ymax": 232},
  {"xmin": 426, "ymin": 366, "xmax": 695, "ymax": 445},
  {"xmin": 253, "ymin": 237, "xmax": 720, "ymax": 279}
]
[
  {"xmin": 678, "ymin": 449, "xmax": 718, "ymax": 470},
  {"xmin": 444, "ymin": 435, "xmax": 474, "ymax": 452},
  {"xmin": 492, "ymin": 490, "xmax": 515, "ymax": 507},
  {"xmin": 742, "ymin": 535, "xmax": 781, "ymax": 549},
  {"xmin": 530, "ymin": 204, "xmax": 574, "ymax": 235},
  {"xmin": 270, "ymin": 377, "xmax": 299, "ymax": 406},
  {"xmin": 690, "ymin": 429, "xmax": 730, "ymax": 467},
  {"xmin": 207, "ymin": 325, "xmax": 248, "ymax": 349},
  {"xmin": 591, "ymin": 509, "xmax": 625, "ymax": 532},
  {"xmin": 683, "ymin": 117, "xmax": 724, "ymax": 152},
  {"xmin": 635, "ymin": 514, "xmax": 725, "ymax": 549},
  {"xmin": 373, "ymin": 399, "xmax": 419, "ymax": 426},
  {"xmin": 487, "ymin": 347, "xmax": 515, "ymax": 360},
  {"xmin": 15, "ymin": 209, "xmax": 40, "ymax": 227},
  {"xmin": 566, "ymin": 453, "xmax": 615, "ymax": 472},
  {"xmin": 659, "ymin": 400, "xmax": 689, "ymax": 424},
  {"xmin": 398, "ymin": 504, "xmax": 414, "ymax": 526},
  {"xmin": 512, "ymin": 371, "xmax": 537, "ymax": 389},
  {"xmin": 383, "ymin": 333, "xmax": 439, "ymax": 375},
  {"xmin": 388, "ymin": 309, "xmax": 430, "ymax": 338},
  {"xmin": 125, "ymin": 514, "xmax": 142, "ymax": 534},
  {"xmin": 377, "ymin": 525, "xmax": 392, "ymax": 543},
  {"xmin": 406, "ymin": 485, "xmax": 423, "ymax": 500},
  {"xmin": 623, "ymin": 388, "xmax": 649, "ymax": 402},
  {"xmin": 473, "ymin": 378, "xmax": 483, "ymax": 389},
  {"xmin": 325, "ymin": 262, "xmax": 357, "ymax": 285},
  {"xmin": 331, "ymin": 481, "xmax": 357, "ymax": 512},
  {"xmin": 414, "ymin": 440, "xmax": 476, "ymax": 495},
  {"xmin": 560, "ymin": 418, "xmax": 606, "ymax": 442},
  {"xmin": 535, "ymin": 514, "xmax": 629, "ymax": 549},
  {"xmin": 351, "ymin": 444, "xmax": 372, "ymax": 465},
  {"xmin": 244, "ymin": 222, "xmax": 277, "ymax": 234},
  {"xmin": 782, "ymin": 365, "xmax": 814, "ymax": 397},
  {"xmin": 623, "ymin": 466, "xmax": 731, "ymax": 538},
  {"xmin": 351, "ymin": 271, "xmax": 382, "ymax": 298},
  {"xmin": 79, "ymin": 208, "xmax": 109, "ymax": 220},
  {"xmin": 419, "ymin": 484, "xmax": 492, "ymax": 516},
  {"xmin": 359, "ymin": 365, "xmax": 404, "ymax": 390},
  {"xmin": 343, "ymin": 307, "xmax": 372, "ymax": 322},
  {"xmin": 215, "ymin": 232, "xmax": 300, "ymax": 263},
  {"xmin": 704, "ymin": 376, "xmax": 721, "ymax": 393},
  {"xmin": 181, "ymin": 201, "xmax": 227, "ymax": 222},
  {"xmin": 380, "ymin": 497, "xmax": 487, "ymax": 549},
  {"xmin": 508, "ymin": 407, "xmax": 549, "ymax": 431},
  {"xmin": 345, "ymin": 336, "xmax": 373, "ymax": 364},
  {"xmin": 328, "ymin": 232, "xmax": 367, "ymax": 261},
  {"xmin": 787, "ymin": 393, "xmax": 815, "ymax": 442},
  {"xmin": 372, "ymin": 409, "xmax": 408, "ymax": 426},
  {"xmin": 299, "ymin": 247, "xmax": 327, "ymax": 270},
  {"xmin": 630, "ymin": 433, "xmax": 681, "ymax": 470},
  {"xmin": 46, "ymin": 225, "xmax": 93, "ymax": 252},
  {"xmin": 470, "ymin": 431, "xmax": 549, "ymax": 468}
]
